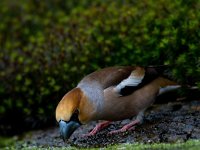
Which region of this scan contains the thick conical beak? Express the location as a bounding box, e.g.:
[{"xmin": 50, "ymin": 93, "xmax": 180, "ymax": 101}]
[{"xmin": 59, "ymin": 120, "xmax": 81, "ymax": 141}]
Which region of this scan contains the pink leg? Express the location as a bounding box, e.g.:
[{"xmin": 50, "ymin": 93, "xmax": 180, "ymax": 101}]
[
  {"xmin": 109, "ymin": 119, "xmax": 140, "ymax": 134},
  {"xmin": 83, "ymin": 121, "xmax": 111, "ymax": 137}
]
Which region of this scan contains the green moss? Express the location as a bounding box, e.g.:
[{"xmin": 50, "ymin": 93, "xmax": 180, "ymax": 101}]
[
  {"xmin": 110, "ymin": 140, "xmax": 200, "ymax": 150},
  {"xmin": 3, "ymin": 140, "xmax": 200, "ymax": 150},
  {"xmin": 0, "ymin": 136, "xmax": 17, "ymax": 148}
]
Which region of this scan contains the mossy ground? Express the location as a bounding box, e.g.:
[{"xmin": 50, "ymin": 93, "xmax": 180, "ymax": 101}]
[
  {"xmin": 2, "ymin": 140, "xmax": 200, "ymax": 150},
  {"xmin": 1, "ymin": 100, "xmax": 200, "ymax": 150}
]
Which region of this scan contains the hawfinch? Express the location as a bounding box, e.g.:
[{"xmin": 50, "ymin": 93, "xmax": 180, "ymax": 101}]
[{"xmin": 55, "ymin": 66, "xmax": 180, "ymax": 141}]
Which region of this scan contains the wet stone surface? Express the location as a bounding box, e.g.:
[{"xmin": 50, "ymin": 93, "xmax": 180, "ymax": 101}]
[{"xmin": 24, "ymin": 100, "xmax": 200, "ymax": 148}]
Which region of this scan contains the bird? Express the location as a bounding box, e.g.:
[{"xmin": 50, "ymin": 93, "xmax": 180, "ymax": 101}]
[{"xmin": 55, "ymin": 65, "xmax": 180, "ymax": 141}]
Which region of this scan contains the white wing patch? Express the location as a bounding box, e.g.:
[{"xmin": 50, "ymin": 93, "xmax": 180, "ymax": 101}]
[{"xmin": 114, "ymin": 70, "xmax": 145, "ymax": 93}]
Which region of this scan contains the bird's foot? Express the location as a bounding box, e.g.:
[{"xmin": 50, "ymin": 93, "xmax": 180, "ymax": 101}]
[
  {"xmin": 83, "ymin": 121, "xmax": 111, "ymax": 137},
  {"xmin": 108, "ymin": 119, "xmax": 140, "ymax": 134}
]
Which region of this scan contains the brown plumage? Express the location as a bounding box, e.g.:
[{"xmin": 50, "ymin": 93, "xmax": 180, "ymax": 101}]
[{"xmin": 55, "ymin": 66, "xmax": 179, "ymax": 140}]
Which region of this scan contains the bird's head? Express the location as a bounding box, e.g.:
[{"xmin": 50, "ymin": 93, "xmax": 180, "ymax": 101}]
[{"xmin": 55, "ymin": 88, "xmax": 83, "ymax": 141}]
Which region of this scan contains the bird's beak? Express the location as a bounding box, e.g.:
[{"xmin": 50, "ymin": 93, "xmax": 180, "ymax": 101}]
[{"xmin": 59, "ymin": 120, "xmax": 81, "ymax": 141}]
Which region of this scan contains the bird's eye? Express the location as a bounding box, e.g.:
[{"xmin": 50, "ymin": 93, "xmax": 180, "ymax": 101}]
[{"xmin": 70, "ymin": 109, "xmax": 80, "ymax": 122}]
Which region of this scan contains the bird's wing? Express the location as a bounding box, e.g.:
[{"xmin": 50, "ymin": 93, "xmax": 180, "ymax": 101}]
[
  {"xmin": 114, "ymin": 65, "xmax": 174, "ymax": 96},
  {"xmin": 78, "ymin": 66, "xmax": 135, "ymax": 89}
]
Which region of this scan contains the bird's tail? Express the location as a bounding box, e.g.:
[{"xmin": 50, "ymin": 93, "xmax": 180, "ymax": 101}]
[{"xmin": 156, "ymin": 85, "xmax": 200, "ymax": 104}]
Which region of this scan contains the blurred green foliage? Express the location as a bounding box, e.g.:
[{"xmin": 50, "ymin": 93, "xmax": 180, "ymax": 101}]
[{"xmin": 0, "ymin": 0, "xmax": 200, "ymax": 135}]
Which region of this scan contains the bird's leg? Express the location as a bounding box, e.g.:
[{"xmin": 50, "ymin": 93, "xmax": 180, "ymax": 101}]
[
  {"xmin": 108, "ymin": 119, "xmax": 140, "ymax": 134},
  {"xmin": 109, "ymin": 111, "xmax": 144, "ymax": 134},
  {"xmin": 83, "ymin": 121, "xmax": 111, "ymax": 136}
]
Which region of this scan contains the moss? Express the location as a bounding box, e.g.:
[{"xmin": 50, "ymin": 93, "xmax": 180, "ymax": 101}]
[
  {"xmin": 111, "ymin": 140, "xmax": 200, "ymax": 150},
  {"xmin": 0, "ymin": 136, "xmax": 18, "ymax": 148},
  {"xmin": 3, "ymin": 140, "xmax": 200, "ymax": 150}
]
